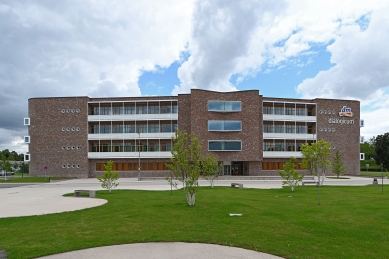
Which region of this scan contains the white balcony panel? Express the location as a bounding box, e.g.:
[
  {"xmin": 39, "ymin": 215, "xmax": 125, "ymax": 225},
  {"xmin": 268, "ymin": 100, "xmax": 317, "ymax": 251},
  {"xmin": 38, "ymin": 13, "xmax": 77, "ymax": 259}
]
[
  {"xmin": 263, "ymin": 151, "xmax": 302, "ymax": 158},
  {"xmin": 88, "ymin": 114, "xmax": 178, "ymax": 122},
  {"xmin": 88, "ymin": 152, "xmax": 172, "ymax": 159},
  {"xmin": 88, "ymin": 133, "xmax": 174, "ymax": 140},
  {"xmin": 263, "ymin": 114, "xmax": 316, "ymax": 122},
  {"xmin": 263, "ymin": 133, "xmax": 316, "ymax": 140}
]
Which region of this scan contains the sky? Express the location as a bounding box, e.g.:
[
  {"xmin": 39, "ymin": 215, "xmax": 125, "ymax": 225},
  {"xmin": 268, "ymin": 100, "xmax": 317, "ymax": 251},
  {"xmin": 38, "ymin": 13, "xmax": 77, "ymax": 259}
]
[{"xmin": 1, "ymin": 0, "xmax": 389, "ymax": 154}]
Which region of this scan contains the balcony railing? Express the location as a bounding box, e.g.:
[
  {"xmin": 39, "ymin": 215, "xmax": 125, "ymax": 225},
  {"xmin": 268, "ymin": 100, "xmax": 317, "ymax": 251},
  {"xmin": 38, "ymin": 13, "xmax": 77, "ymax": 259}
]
[
  {"xmin": 88, "ymin": 151, "xmax": 172, "ymax": 159},
  {"xmin": 263, "ymin": 114, "xmax": 316, "ymax": 122},
  {"xmin": 88, "ymin": 113, "xmax": 178, "ymax": 122},
  {"xmin": 88, "ymin": 132, "xmax": 174, "ymax": 140}
]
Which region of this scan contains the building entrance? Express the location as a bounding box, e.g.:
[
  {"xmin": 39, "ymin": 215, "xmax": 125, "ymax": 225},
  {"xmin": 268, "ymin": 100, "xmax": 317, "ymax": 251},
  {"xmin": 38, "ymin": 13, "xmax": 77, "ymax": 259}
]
[
  {"xmin": 231, "ymin": 162, "xmax": 243, "ymax": 176},
  {"xmin": 223, "ymin": 164, "xmax": 231, "ymax": 176}
]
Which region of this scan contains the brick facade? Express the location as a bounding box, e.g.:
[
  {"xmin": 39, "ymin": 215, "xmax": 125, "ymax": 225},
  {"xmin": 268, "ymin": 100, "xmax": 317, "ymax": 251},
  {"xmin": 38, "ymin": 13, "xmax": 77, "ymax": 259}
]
[{"xmin": 26, "ymin": 90, "xmax": 361, "ymax": 178}]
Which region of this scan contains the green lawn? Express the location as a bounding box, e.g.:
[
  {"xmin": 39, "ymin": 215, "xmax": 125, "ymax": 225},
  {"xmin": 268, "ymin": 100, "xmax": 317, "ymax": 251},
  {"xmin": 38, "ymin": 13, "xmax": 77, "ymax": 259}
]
[
  {"xmin": 1, "ymin": 186, "xmax": 389, "ymax": 259},
  {"xmin": 0, "ymin": 177, "xmax": 70, "ymax": 183}
]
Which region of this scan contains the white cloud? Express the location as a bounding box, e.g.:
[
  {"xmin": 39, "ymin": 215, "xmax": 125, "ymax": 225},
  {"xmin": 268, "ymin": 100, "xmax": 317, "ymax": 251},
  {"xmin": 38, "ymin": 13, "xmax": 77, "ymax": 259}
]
[
  {"xmin": 0, "ymin": 0, "xmax": 194, "ymax": 151},
  {"xmin": 0, "ymin": 128, "xmax": 28, "ymax": 154},
  {"xmin": 174, "ymin": 0, "xmax": 387, "ymax": 94},
  {"xmin": 361, "ymin": 93, "xmax": 389, "ymax": 139},
  {"xmin": 296, "ymin": 7, "xmax": 389, "ymax": 101},
  {"xmin": 173, "ymin": 0, "xmax": 287, "ymax": 95}
]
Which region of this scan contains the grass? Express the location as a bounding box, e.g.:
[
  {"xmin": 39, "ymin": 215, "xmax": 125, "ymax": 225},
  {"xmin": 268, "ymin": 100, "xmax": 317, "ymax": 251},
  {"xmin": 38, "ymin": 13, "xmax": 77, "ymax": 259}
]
[
  {"xmin": 326, "ymin": 176, "xmax": 350, "ymax": 179},
  {"xmin": 0, "ymin": 176, "xmax": 71, "ymax": 183},
  {"xmin": 1, "ymin": 186, "xmax": 389, "ymax": 259}
]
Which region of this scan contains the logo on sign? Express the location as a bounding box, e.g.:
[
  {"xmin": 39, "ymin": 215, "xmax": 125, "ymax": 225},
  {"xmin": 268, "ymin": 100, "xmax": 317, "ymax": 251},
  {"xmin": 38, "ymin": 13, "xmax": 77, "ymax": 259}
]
[{"xmin": 339, "ymin": 106, "xmax": 353, "ymax": 117}]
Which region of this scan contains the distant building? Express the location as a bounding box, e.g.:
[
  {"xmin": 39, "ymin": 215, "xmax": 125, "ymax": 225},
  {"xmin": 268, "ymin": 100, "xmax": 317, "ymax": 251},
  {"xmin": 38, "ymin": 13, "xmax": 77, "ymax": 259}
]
[{"xmin": 24, "ymin": 89, "xmax": 362, "ymax": 178}]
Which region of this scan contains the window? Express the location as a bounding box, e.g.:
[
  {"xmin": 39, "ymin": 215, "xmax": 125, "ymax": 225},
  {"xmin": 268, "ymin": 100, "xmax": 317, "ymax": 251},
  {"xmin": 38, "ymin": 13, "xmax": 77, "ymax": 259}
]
[
  {"xmin": 275, "ymin": 142, "xmax": 285, "ymax": 151},
  {"xmin": 137, "ymin": 124, "xmax": 147, "ymax": 133},
  {"xmin": 113, "ymin": 125, "xmax": 123, "ymax": 133},
  {"xmin": 24, "ymin": 154, "xmax": 30, "ymax": 161},
  {"xmin": 24, "ymin": 136, "xmax": 30, "ymax": 143},
  {"xmin": 287, "ymin": 142, "xmax": 295, "ymax": 151},
  {"xmin": 263, "ymin": 106, "xmax": 272, "ymax": 114},
  {"xmin": 208, "ymin": 141, "xmax": 241, "ymax": 151},
  {"xmin": 208, "ymin": 121, "xmax": 241, "ymax": 131},
  {"xmin": 275, "ymin": 125, "xmax": 285, "ymax": 133},
  {"xmin": 208, "ymin": 101, "xmax": 241, "ymax": 112},
  {"xmin": 149, "ymin": 106, "xmax": 155, "ymax": 114},
  {"xmin": 125, "ymin": 106, "xmax": 136, "ymax": 114},
  {"xmin": 296, "ymin": 125, "xmax": 306, "ymax": 134},
  {"xmin": 360, "ymin": 153, "xmax": 365, "ymax": 160},
  {"xmin": 286, "ymin": 107, "xmax": 295, "ymax": 115},
  {"xmin": 360, "ymin": 119, "xmax": 364, "ymax": 127},
  {"xmin": 113, "ymin": 107, "xmax": 121, "ymax": 115},
  {"xmin": 264, "ymin": 124, "xmax": 273, "ymax": 133},
  {"xmin": 124, "ymin": 124, "xmax": 135, "ymax": 133},
  {"xmin": 263, "ymin": 142, "xmax": 273, "ymax": 151},
  {"xmin": 274, "ymin": 107, "xmax": 284, "ymax": 115},
  {"xmin": 286, "ymin": 125, "xmax": 295, "ymax": 133},
  {"xmin": 24, "ymin": 118, "xmax": 30, "ymax": 126},
  {"xmin": 296, "ymin": 108, "xmax": 306, "ymax": 116}
]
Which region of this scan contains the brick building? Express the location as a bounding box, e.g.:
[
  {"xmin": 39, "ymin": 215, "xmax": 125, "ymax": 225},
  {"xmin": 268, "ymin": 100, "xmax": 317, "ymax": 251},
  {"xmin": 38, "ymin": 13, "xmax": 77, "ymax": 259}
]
[{"xmin": 24, "ymin": 89, "xmax": 362, "ymax": 178}]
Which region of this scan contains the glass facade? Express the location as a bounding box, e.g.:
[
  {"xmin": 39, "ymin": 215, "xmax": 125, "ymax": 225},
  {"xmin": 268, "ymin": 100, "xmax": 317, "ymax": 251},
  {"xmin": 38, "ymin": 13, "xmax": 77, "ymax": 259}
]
[
  {"xmin": 208, "ymin": 141, "xmax": 242, "ymax": 151},
  {"xmin": 208, "ymin": 121, "xmax": 242, "ymax": 131},
  {"xmin": 208, "ymin": 101, "xmax": 241, "ymax": 112}
]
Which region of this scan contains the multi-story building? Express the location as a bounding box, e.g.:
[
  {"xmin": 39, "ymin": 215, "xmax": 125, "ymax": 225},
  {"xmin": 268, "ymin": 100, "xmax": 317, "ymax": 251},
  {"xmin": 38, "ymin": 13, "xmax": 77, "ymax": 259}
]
[{"xmin": 24, "ymin": 89, "xmax": 362, "ymax": 178}]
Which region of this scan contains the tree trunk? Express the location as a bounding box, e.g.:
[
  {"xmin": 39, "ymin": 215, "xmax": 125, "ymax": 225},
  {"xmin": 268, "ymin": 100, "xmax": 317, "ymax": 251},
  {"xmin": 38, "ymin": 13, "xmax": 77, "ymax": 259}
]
[{"xmin": 186, "ymin": 192, "xmax": 196, "ymax": 206}]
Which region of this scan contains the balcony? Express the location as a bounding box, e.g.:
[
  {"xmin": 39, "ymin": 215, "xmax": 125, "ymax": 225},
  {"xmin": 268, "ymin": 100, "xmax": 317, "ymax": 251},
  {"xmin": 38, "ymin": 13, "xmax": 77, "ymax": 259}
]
[
  {"xmin": 263, "ymin": 133, "xmax": 316, "ymax": 140},
  {"xmin": 88, "ymin": 132, "xmax": 174, "ymax": 140},
  {"xmin": 263, "ymin": 114, "xmax": 316, "ymax": 122},
  {"xmin": 88, "ymin": 151, "xmax": 172, "ymax": 159},
  {"xmin": 263, "ymin": 151, "xmax": 302, "ymax": 158},
  {"xmin": 88, "ymin": 113, "xmax": 178, "ymax": 122}
]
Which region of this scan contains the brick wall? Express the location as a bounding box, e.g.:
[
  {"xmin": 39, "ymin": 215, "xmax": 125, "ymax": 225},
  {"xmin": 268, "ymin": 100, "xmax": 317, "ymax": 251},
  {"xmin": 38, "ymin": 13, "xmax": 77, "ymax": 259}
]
[
  {"xmin": 28, "ymin": 97, "xmax": 89, "ymax": 178},
  {"xmin": 315, "ymin": 98, "xmax": 361, "ymax": 174}
]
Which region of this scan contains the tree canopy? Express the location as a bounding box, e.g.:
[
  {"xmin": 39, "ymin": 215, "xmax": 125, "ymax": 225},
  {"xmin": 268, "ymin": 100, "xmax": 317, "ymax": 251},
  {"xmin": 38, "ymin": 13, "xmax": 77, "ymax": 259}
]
[
  {"xmin": 0, "ymin": 149, "xmax": 24, "ymax": 161},
  {"xmin": 301, "ymin": 139, "xmax": 331, "ymax": 186},
  {"xmin": 166, "ymin": 130, "xmax": 203, "ymax": 206},
  {"xmin": 360, "ymin": 137, "xmax": 376, "ymax": 160},
  {"xmin": 374, "ymin": 133, "xmax": 389, "ymax": 170}
]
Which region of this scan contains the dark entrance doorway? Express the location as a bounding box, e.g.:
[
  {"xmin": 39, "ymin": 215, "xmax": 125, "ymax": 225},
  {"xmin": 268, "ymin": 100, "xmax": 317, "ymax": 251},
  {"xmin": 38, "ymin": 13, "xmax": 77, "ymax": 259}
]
[{"xmin": 231, "ymin": 162, "xmax": 243, "ymax": 176}]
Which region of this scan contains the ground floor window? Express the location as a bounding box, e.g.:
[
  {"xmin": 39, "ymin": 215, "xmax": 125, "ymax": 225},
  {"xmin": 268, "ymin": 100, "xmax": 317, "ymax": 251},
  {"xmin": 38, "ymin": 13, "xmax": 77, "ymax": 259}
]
[
  {"xmin": 96, "ymin": 162, "xmax": 171, "ymax": 171},
  {"xmin": 262, "ymin": 161, "xmax": 303, "ymax": 170}
]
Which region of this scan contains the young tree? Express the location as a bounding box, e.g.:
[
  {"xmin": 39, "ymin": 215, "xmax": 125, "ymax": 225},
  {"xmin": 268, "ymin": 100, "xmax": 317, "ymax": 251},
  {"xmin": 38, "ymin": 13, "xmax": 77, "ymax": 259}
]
[
  {"xmin": 97, "ymin": 160, "xmax": 119, "ymax": 193},
  {"xmin": 301, "ymin": 139, "xmax": 331, "ymax": 186},
  {"xmin": 202, "ymin": 154, "xmax": 222, "ymax": 188},
  {"xmin": 166, "ymin": 130, "xmax": 202, "ymax": 206},
  {"xmin": 0, "ymin": 158, "xmax": 12, "ymax": 181},
  {"xmin": 331, "ymin": 151, "xmax": 347, "ymax": 178},
  {"xmin": 19, "ymin": 162, "xmax": 29, "ymax": 177},
  {"xmin": 12, "ymin": 163, "xmax": 19, "ymax": 173},
  {"xmin": 278, "ymin": 157, "xmax": 304, "ymax": 192},
  {"xmin": 374, "ymin": 133, "xmax": 389, "ymax": 170}
]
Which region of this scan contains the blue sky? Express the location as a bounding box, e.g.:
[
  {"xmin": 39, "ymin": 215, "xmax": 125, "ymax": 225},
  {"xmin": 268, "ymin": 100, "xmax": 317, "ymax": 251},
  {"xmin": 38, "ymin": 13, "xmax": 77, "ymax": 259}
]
[
  {"xmin": 139, "ymin": 44, "xmax": 334, "ymax": 98},
  {"xmin": 0, "ymin": 0, "xmax": 388, "ymax": 153}
]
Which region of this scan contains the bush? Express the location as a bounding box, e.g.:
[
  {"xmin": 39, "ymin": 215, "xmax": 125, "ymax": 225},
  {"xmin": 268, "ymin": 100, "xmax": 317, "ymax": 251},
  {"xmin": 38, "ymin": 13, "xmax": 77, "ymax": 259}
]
[{"xmin": 360, "ymin": 160, "xmax": 382, "ymax": 171}]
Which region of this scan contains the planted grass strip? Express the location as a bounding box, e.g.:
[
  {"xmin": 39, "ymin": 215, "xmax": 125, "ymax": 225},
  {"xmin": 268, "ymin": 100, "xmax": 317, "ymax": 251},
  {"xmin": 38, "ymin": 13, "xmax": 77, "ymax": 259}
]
[{"xmin": 0, "ymin": 186, "xmax": 389, "ymax": 259}]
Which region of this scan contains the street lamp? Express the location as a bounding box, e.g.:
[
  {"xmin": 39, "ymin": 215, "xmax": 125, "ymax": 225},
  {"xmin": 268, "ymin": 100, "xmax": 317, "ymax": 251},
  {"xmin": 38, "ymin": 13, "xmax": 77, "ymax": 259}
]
[{"xmin": 138, "ymin": 132, "xmax": 141, "ymax": 181}]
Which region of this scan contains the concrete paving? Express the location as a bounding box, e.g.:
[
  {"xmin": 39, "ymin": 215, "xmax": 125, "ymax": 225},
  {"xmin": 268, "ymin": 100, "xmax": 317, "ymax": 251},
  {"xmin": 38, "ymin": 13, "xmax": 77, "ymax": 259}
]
[
  {"xmin": 37, "ymin": 242, "xmax": 284, "ymax": 259},
  {"xmin": 1, "ymin": 176, "xmax": 387, "ymax": 259}
]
